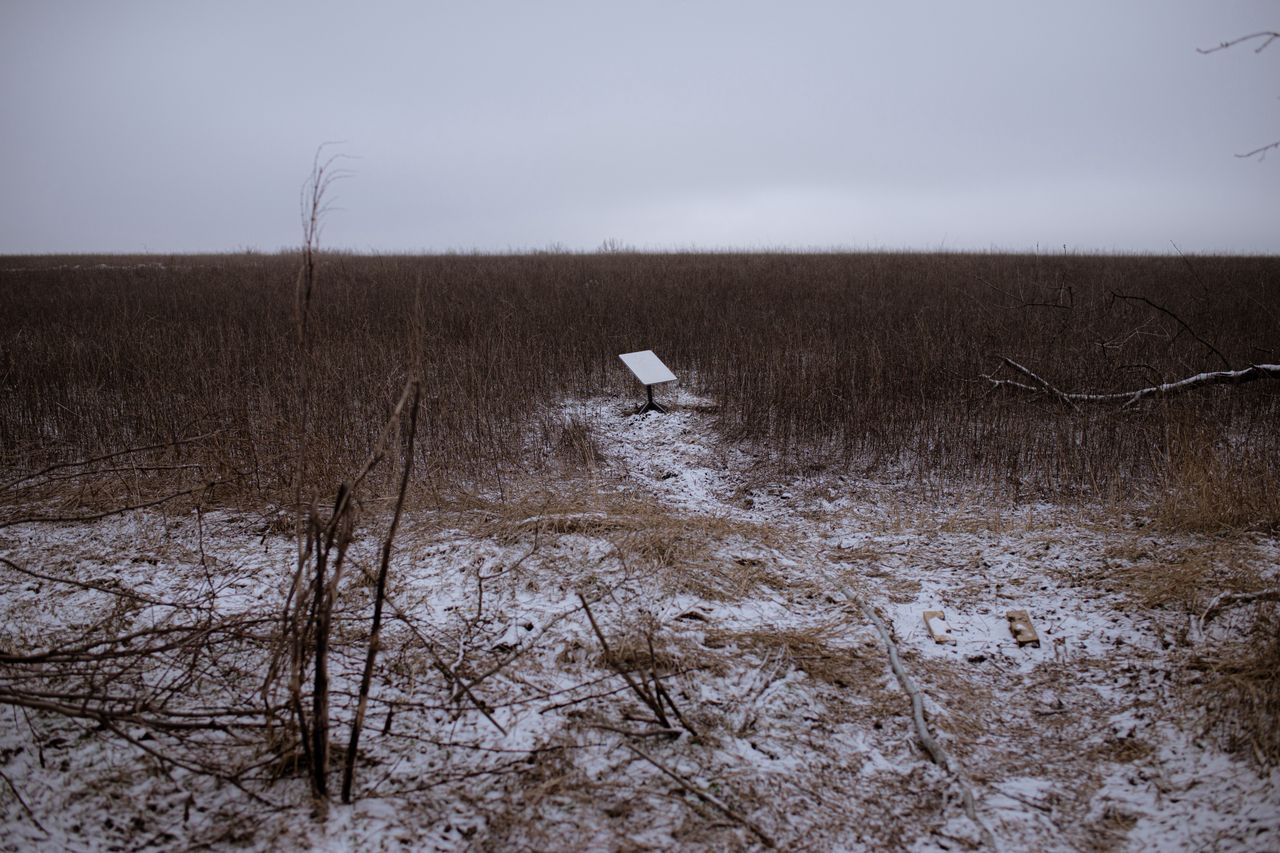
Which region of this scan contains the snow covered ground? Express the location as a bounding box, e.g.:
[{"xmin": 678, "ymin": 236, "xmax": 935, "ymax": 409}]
[{"xmin": 2, "ymin": 388, "xmax": 1278, "ymax": 850}]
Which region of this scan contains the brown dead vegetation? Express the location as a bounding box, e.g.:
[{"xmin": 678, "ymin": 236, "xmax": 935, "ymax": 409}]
[
  {"xmin": 1084, "ymin": 534, "xmax": 1280, "ymax": 768},
  {"xmin": 1, "ymin": 250, "xmax": 1278, "ymax": 847},
  {"xmin": 1193, "ymin": 612, "xmax": 1280, "ymax": 767},
  {"xmin": 701, "ymin": 624, "xmax": 876, "ymax": 689},
  {"xmin": 458, "ymin": 487, "xmax": 791, "ymax": 601},
  {"xmin": 2, "ymin": 252, "xmax": 1277, "ymax": 527}
]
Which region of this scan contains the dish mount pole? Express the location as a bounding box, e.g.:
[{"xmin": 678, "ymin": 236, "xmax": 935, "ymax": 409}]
[{"xmin": 637, "ymin": 383, "xmax": 667, "ymax": 415}]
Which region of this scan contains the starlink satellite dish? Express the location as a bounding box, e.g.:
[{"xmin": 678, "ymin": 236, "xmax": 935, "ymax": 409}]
[{"xmin": 618, "ymin": 350, "xmax": 676, "ymax": 414}]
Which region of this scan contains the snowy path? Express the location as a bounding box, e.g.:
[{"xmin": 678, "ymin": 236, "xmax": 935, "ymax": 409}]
[
  {"xmin": 570, "ymin": 388, "xmax": 1280, "ymax": 851},
  {"xmin": 0, "ymin": 389, "xmax": 1276, "ymax": 850}
]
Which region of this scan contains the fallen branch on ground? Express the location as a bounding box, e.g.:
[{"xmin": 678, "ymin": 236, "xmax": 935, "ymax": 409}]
[
  {"xmin": 840, "ymin": 589, "xmax": 999, "ymax": 851},
  {"xmin": 983, "ymin": 357, "xmax": 1280, "ymax": 409},
  {"xmin": 1199, "ymin": 588, "xmax": 1280, "ymax": 632}
]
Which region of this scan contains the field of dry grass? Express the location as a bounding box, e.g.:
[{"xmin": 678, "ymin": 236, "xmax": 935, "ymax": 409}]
[
  {"xmin": 1, "ymin": 251, "xmax": 1278, "ymax": 850},
  {"xmin": 2, "ymin": 251, "xmax": 1277, "ymax": 521}
]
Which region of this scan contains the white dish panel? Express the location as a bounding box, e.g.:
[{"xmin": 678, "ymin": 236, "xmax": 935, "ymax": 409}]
[{"xmin": 619, "ymin": 350, "xmax": 677, "ymax": 386}]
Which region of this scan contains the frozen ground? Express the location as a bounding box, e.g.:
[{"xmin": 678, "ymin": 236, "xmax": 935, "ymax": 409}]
[{"xmin": 2, "ymin": 388, "xmax": 1278, "ymax": 850}]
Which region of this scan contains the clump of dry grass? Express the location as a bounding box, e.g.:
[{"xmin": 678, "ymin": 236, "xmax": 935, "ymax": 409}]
[
  {"xmin": 620, "ymin": 517, "xmax": 788, "ymax": 601},
  {"xmin": 1111, "ymin": 544, "xmax": 1250, "ymax": 615},
  {"xmin": 584, "ymin": 612, "xmax": 727, "ymax": 686},
  {"xmin": 551, "ymin": 416, "xmax": 608, "ymax": 472},
  {"xmin": 1153, "ymin": 422, "xmax": 1280, "ymax": 533},
  {"xmin": 1192, "ymin": 607, "xmax": 1280, "ymax": 767},
  {"xmin": 466, "ymin": 489, "xmax": 660, "ymax": 541},
  {"xmin": 461, "ymin": 486, "xmax": 789, "ymax": 600},
  {"xmin": 702, "ymin": 624, "xmax": 876, "ymax": 688},
  {"xmin": 1096, "ymin": 534, "xmax": 1280, "ymax": 768}
]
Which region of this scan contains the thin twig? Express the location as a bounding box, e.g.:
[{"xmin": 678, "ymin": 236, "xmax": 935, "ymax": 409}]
[
  {"xmin": 1, "ymin": 431, "xmax": 220, "ymax": 491},
  {"xmin": 0, "ymin": 481, "xmax": 224, "ymax": 529},
  {"xmin": 1197, "ymin": 31, "xmax": 1279, "ymax": 55},
  {"xmin": 373, "ymin": 588, "xmax": 508, "ymax": 735},
  {"xmin": 0, "ymin": 768, "xmax": 47, "ymax": 834},
  {"xmin": 624, "ymin": 744, "xmax": 776, "ymax": 848},
  {"xmin": 1111, "ymin": 290, "xmax": 1230, "ymax": 369},
  {"xmin": 577, "ymin": 593, "xmax": 671, "ymax": 729},
  {"xmin": 1234, "ymin": 140, "xmax": 1280, "ymax": 160},
  {"xmin": 343, "ymin": 381, "xmax": 421, "ymax": 804}
]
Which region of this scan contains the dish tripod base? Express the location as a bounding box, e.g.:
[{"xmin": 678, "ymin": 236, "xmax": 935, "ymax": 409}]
[{"xmin": 635, "ymin": 384, "xmax": 667, "ymax": 415}]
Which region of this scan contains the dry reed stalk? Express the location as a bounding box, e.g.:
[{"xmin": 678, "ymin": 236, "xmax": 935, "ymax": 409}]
[{"xmin": 342, "ymin": 380, "xmax": 421, "ymax": 803}]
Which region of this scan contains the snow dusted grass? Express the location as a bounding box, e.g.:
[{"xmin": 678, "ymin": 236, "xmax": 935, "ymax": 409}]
[{"xmin": 2, "ymin": 388, "xmax": 1279, "ymax": 850}]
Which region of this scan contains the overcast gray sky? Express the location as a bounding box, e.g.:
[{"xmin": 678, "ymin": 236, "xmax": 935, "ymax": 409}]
[{"xmin": 1, "ymin": 1, "xmax": 1277, "ymax": 254}]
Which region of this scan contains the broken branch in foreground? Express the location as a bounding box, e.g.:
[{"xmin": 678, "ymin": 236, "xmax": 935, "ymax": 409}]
[
  {"xmin": 843, "ymin": 591, "xmax": 998, "ymax": 850},
  {"xmin": 1200, "ymin": 588, "xmax": 1280, "ymax": 631},
  {"xmin": 983, "ymin": 357, "xmax": 1280, "ymax": 409}
]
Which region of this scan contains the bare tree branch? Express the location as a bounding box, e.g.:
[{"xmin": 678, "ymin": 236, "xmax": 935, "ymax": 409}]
[
  {"xmin": 993, "ymin": 357, "xmax": 1080, "ymax": 409},
  {"xmin": 1, "ymin": 431, "xmax": 220, "ymax": 492},
  {"xmin": 1235, "ymin": 140, "xmax": 1280, "ymax": 160},
  {"xmin": 1197, "ymin": 31, "xmax": 1279, "ymax": 55},
  {"xmin": 985, "ymin": 357, "xmax": 1280, "ymax": 408},
  {"xmin": 0, "ymin": 481, "xmax": 224, "ymax": 529},
  {"xmin": 1110, "ymin": 290, "xmax": 1230, "ymax": 369},
  {"xmin": 1198, "ymin": 31, "xmax": 1280, "ymax": 159},
  {"xmin": 1201, "ymin": 588, "xmax": 1280, "ymax": 627}
]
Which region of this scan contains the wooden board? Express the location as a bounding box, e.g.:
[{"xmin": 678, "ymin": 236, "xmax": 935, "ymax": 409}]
[
  {"xmin": 1006, "ymin": 610, "xmax": 1040, "ymax": 647},
  {"xmin": 923, "ymin": 610, "xmax": 956, "ymax": 645}
]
